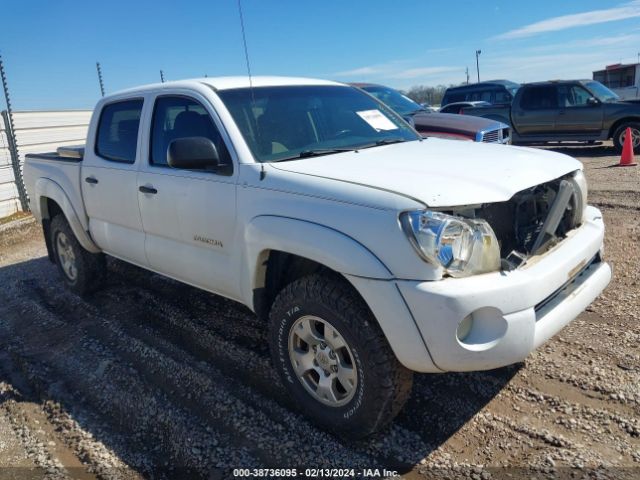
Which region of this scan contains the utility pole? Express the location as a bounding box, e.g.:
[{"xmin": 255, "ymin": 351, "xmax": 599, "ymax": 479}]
[
  {"xmin": 475, "ymin": 50, "xmax": 481, "ymax": 83},
  {"xmin": 160, "ymin": 70, "xmax": 165, "ymax": 83},
  {"xmin": 96, "ymin": 62, "xmax": 105, "ymax": 97},
  {"xmin": 465, "ymin": 67, "xmax": 470, "ymax": 85}
]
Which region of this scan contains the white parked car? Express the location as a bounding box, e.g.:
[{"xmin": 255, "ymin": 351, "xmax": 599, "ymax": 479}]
[{"xmin": 23, "ymin": 77, "xmax": 610, "ymax": 438}]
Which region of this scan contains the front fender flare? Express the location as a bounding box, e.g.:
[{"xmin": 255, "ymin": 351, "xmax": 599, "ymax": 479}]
[
  {"xmin": 242, "ymin": 215, "xmax": 392, "ymax": 305},
  {"xmin": 35, "ymin": 178, "xmax": 101, "ymax": 253}
]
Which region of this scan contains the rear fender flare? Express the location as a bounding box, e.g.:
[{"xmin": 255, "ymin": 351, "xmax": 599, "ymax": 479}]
[{"xmin": 35, "ymin": 178, "xmax": 101, "ymax": 253}]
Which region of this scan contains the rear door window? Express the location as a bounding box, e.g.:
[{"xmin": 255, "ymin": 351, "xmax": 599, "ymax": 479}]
[
  {"xmin": 520, "ymin": 86, "xmax": 558, "ymax": 110},
  {"xmin": 95, "ymin": 99, "xmax": 143, "ymax": 163}
]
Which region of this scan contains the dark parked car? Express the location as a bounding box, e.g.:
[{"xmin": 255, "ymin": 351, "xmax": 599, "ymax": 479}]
[
  {"xmin": 460, "ymin": 79, "xmax": 640, "ymax": 152},
  {"xmin": 439, "ymin": 101, "xmax": 491, "ymax": 114},
  {"xmin": 351, "ymin": 83, "xmax": 510, "ymax": 143},
  {"xmin": 441, "ymin": 80, "xmax": 520, "ymax": 107}
]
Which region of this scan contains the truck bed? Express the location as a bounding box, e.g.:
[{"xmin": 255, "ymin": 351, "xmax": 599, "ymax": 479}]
[
  {"xmin": 23, "ymin": 150, "xmax": 85, "ymax": 223},
  {"xmin": 25, "ymin": 152, "xmax": 83, "ymax": 163}
]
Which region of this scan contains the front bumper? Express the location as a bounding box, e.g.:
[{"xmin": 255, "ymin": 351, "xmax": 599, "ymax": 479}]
[{"xmin": 396, "ymin": 205, "xmax": 610, "ymax": 372}]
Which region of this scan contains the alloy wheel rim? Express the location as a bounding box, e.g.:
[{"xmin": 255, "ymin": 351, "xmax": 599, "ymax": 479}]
[
  {"xmin": 56, "ymin": 232, "xmax": 78, "ymax": 281},
  {"xmin": 620, "ymin": 127, "xmax": 640, "ymax": 148},
  {"xmin": 288, "ymin": 315, "xmax": 357, "ymax": 407}
]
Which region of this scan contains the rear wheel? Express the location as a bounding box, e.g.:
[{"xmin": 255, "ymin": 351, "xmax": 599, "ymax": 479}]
[
  {"xmin": 612, "ymin": 122, "xmax": 640, "ymax": 153},
  {"xmin": 268, "ymin": 273, "xmax": 413, "ymax": 438},
  {"xmin": 50, "ymin": 215, "xmax": 106, "ymax": 296}
]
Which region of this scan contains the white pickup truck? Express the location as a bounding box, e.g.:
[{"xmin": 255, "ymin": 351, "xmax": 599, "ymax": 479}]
[{"xmin": 24, "ymin": 76, "xmax": 611, "ymax": 438}]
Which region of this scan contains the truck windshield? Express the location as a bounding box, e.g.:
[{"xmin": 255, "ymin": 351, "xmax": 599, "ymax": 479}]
[
  {"xmin": 585, "ymin": 81, "xmax": 619, "ymax": 102},
  {"xmin": 217, "ymin": 85, "xmax": 420, "ymax": 163}
]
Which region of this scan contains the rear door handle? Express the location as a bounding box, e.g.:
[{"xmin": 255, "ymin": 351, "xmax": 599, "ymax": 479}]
[
  {"xmin": 139, "ymin": 185, "xmax": 158, "ymax": 194},
  {"xmin": 85, "ymin": 177, "xmax": 98, "ymax": 184}
]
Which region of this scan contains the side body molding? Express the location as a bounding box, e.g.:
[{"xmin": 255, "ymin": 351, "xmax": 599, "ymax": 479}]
[{"xmin": 35, "ymin": 178, "xmax": 101, "ymax": 253}]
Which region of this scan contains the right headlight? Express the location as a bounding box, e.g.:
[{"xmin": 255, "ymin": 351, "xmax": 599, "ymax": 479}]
[{"xmin": 400, "ymin": 210, "xmax": 501, "ymax": 278}]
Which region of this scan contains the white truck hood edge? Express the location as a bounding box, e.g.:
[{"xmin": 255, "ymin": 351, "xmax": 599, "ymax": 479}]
[{"xmin": 270, "ymin": 138, "xmax": 582, "ymax": 207}]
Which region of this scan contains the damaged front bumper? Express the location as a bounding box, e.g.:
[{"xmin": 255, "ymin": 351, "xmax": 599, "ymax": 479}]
[{"xmin": 396, "ymin": 205, "xmax": 610, "ymax": 372}]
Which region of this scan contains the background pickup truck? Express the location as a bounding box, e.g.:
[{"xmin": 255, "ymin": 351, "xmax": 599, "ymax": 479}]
[
  {"xmin": 23, "ymin": 76, "xmax": 610, "ymax": 438},
  {"xmin": 460, "ymin": 79, "xmax": 640, "ymax": 152}
]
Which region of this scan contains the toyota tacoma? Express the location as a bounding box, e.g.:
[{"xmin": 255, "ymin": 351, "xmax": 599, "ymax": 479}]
[{"xmin": 23, "ymin": 77, "xmax": 610, "ymax": 438}]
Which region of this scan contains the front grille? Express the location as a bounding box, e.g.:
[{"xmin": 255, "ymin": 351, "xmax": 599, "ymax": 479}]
[
  {"xmin": 481, "ymin": 129, "xmax": 500, "ymax": 143},
  {"xmin": 476, "ymin": 175, "xmax": 584, "ymax": 258}
]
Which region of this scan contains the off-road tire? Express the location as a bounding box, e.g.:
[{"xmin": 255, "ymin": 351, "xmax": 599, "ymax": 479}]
[
  {"xmin": 50, "ymin": 215, "xmax": 106, "ymax": 296},
  {"xmin": 268, "ymin": 273, "xmax": 413, "ymax": 438},
  {"xmin": 612, "ymin": 122, "xmax": 640, "ymax": 153}
]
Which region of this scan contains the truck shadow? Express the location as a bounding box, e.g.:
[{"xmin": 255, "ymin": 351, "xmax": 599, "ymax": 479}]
[
  {"xmin": 0, "ymin": 255, "xmax": 518, "ymax": 477},
  {"xmin": 544, "ymin": 143, "xmax": 616, "ymax": 158}
]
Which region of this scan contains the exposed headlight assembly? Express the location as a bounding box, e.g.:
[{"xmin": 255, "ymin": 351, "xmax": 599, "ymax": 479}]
[{"xmin": 401, "ymin": 211, "xmax": 501, "ymax": 278}]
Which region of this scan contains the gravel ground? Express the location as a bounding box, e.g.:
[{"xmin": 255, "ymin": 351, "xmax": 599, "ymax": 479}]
[{"xmin": 0, "ymin": 144, "xmax": 638, "ymax": 479}]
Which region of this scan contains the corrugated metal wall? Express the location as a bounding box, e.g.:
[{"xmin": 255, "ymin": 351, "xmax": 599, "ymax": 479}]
[
  {"xmin": 0, "ymin": 110, "xmax": 91, "ymax": 218},
  {"xmin": 0, "ymin": 115, "xmax": 18, "ymax": 218}
]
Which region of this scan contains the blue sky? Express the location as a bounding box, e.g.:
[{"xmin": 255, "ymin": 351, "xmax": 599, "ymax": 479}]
[{"xmin": 1, "ymin": 0, "xmax": 639, "ymax": 110}]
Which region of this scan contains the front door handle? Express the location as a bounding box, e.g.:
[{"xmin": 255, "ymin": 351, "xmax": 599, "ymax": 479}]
[
  {"xmin": 139, "ymin": 185, "xmax": 158, "ymax": 194},
  {"xmin": 85, "ymin": 177, "xmax": 98, "ymax": 184}
]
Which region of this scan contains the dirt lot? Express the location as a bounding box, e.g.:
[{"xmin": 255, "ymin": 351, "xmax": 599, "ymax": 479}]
[{"xmin": 0, "ymin": 144, "xmax": 638, "ymax": 479}]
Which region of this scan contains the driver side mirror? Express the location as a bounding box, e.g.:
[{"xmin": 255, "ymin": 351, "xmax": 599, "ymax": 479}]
[
  {"xmin": 167, "ymin": 137, "xmax": 224, "ymax": 170},
  {"xmin": 586, "ymin": 97, "xmax": 600, "ymax": 106}
]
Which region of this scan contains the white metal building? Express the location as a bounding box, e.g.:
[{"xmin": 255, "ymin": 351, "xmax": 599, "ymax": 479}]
[
  {"xmin": 593, "ymin": 63, "xmax": 640, "ymax": 101},
  {"xmin": 0, "ymin": 110, "xmax": 90, "ymax": 218}
]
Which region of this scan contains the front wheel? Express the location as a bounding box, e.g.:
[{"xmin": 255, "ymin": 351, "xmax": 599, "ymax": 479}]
[
  {"xmin": 268, "ymin": 273, "xmax": 413, "ymax": 438},
  {"xmin": 612, "ymin": 122, "xmax": 640, "ymax": 153}
]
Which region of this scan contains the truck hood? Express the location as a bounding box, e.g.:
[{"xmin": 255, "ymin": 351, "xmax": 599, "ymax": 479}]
[
  {"xmin": 413, "ymin": 112, "xmax": 504, "ymax": 137},
  {"xmin": 270, "ymin": 138, "xmax": 582, "ymax": 207}
]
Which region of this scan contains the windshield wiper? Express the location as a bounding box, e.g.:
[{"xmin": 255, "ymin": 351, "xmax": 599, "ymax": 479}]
[
  {"xmin": 274, "ymin": 147, "xmax": 357, "ymax": 162},
  {"xmin": 359, "ymin": 138, "xmax": 407, "ymax": 149}
]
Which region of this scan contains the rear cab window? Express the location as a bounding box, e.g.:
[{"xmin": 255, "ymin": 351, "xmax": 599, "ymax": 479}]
[{"xmin": 95, "ymin": 99, "xmax": 144, "ymax": 163}]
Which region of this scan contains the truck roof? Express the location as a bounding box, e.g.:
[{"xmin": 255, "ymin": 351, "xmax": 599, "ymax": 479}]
[
  {"xmin": 520, "ymin": 79, "xmax": 595, "ymax": 86},
  {"xmin": 446, "ymin": 80, "xmax": 520, "ymax": 92},
  {"xmin": 109, "ymin": 76, "xmax": 345, "ymax": 97}
]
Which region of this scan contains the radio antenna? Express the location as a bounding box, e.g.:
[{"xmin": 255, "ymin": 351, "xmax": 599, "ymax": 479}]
[
  {"xmin": 237, "ymin": 0, "xmax": 262, "ymax": 164},
  {"xmin": 237, "ymin": 0, "xmax": 254, "ymax": 94}
]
